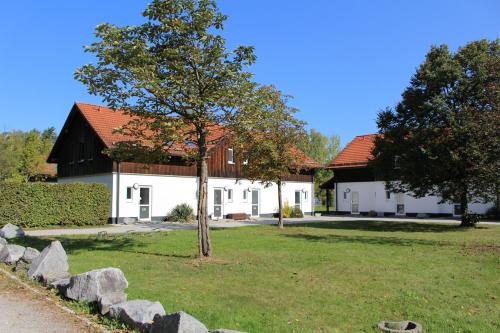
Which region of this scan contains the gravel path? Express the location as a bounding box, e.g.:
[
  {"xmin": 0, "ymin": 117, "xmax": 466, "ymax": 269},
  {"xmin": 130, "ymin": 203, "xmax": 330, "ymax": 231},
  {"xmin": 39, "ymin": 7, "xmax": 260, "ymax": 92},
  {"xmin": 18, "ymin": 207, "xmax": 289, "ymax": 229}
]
[{"xmin": 0, "ymin": 271, "xmax": 102, "ymax": 333}]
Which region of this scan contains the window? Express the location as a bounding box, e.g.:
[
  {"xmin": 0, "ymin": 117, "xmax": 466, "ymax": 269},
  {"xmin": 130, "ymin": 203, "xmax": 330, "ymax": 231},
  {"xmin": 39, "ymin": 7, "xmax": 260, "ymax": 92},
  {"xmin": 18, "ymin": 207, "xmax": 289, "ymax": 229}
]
[
  {"xmin": 295, "ymin": 190, "xmax": 301, "ymax": 209},
  {"xmin": 304, "ymin": 191, "xmax": 308, "ymax": 200},
  {"xmin": 386, "ymin": 191, "xmax": 391, "ymax": 200},
  {"xmin": 126, "ymin": 187, "xmax": 133, "ymax": 201},
  {"xmin": 227, "ymin": 148, "xmax": 234, "ymax": 164},
  {"xmin": 227, "ymin": 189, "xmax": 233, "ymax": 203},
  {"xmin": 394, "ymin": 156, "xmax": 401, "ymax": 169},
  {"xmin": 242, "ymin": 190, "xmax": 248, "ymax": 202},
  {"xmin": 78, "ymin": 142, "xmax": 85, "ymax": 163},
  {"xmin": 343, "ymin": 192, "xmax": 347, "ymax": 200},
  {"xmin": 454, "ymin": 204, "xmax": 462, "ymax": 216}
]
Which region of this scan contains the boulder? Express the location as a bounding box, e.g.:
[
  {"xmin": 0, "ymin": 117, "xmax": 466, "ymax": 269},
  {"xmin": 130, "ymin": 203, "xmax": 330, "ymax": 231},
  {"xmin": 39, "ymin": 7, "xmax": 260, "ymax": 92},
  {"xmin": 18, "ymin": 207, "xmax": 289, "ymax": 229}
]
[
  {"xmin": 65, "ymin": 267, "xmax": 128, "ymax": 302},
  {"xmin": 49, "ymin": 278, "xmax": 71, "ymax": 294},
  {"xmin": 98, "ymin": 291, "xmax": 128, "ymax": 315},
  {"xmin": 21, "ymin": 247, "xmax": 40, "ymax": 263},
  {"xmin": 28, "ymin": 241, "xmax": 68, "ymax": 279},
  {"xmin": 0, "ymin": 223, "xmax": 25, "ymax": 239},
  {"xmin": 40, "ymin": 271, "xmax": 72, "ymax": 285},
  {"xmin": 0, "ymin": 237, "xmax": 6, "ymax": 252},
  {"xmin": 150, "ymin": 311, "xmax": 209, "ymax": 333},
  {"xmin": 211, "ymin": 330, "xmax": 248, "ymax": 333},
  {"xmin": 0, "ymin": 244, "xmax": 25, "ymax": 264},
  {"xmin": 15, "ymin": 260, "xmax": 30, "ymax": 273},
  {"xmin": 109, "ymin": 300, "xmax": 165, "ymax": 331}
]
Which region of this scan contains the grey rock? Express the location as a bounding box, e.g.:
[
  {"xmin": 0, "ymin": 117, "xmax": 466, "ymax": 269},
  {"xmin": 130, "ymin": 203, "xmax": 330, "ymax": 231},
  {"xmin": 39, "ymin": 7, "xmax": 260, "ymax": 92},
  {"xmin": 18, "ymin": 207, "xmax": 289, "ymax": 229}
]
[
  {"xmin": 15, "ymin": 260, "xmax": 30, "ymax": 273},
  {"xmin": 211, "ymin": 330, "xmax": 248, "ymax": 333},
  {"xmin": 40, "ymin": 271, "xmax": 71, "ymax": 285},
  {"xmin": 0, "ymin": 237, "xmax": 6, "ymax": 252},
  {"xmin": 150, "ymin": 311, "xmax": 208, "ymax": 333},
  {"xmin": 21, "ymin": 247, "xmax": 40, "ymax": 264},
  {"xmin": 109, "ymin": 299, "xmax": 165, "ymax": 331},
  {"xmin": 65, "ymin": 267, "xmax": 128, "ymax": 302},
  {"xmin": 98, "ymin": 291, "xmax": 128, "ymax": 315},
  {"xmin": 49, "ymin": 278, "xmax": 71, "ymax": 294},
  {"xmin": 0, "ymin": 244, "xmax": 26, "ymax": 264},
  {"xmin": 0, "ymin": 223, "xmax": 25, "ymax": 239},
  {"xmin": 28, "ymin": 241, "xmax": 68, "ymax": 279}
]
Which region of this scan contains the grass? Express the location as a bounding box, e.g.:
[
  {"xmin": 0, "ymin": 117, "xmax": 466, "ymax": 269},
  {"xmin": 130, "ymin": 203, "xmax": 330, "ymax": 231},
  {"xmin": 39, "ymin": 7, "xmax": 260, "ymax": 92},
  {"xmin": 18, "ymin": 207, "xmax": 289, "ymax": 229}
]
[{"xmin": 11, "ymin": 220, "xmax": 500, "ymax": 333}]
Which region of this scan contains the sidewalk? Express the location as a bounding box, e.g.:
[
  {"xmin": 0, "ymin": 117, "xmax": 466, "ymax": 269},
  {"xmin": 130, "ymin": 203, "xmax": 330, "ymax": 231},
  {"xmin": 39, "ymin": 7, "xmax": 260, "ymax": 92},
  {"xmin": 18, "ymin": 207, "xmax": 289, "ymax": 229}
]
[{"xmin": 25, "ymin": 215, "xmax": 498, "ymax": 237}]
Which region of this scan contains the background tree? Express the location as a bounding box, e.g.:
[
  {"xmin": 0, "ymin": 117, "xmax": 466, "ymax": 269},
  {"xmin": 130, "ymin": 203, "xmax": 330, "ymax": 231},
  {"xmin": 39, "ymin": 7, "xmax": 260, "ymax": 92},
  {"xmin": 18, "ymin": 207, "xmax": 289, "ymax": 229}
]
[
  {"xmin": 0, "ymin": 128, "xmax": 57, "ymax": 182},
  {"xmin": 75, "ymin": 0, "xmax": 257, "ymax": 257},
  {"xmin": 370, "ymin": 39, "xmax": 500, "ymax": 226},
  {"xmin": 297, "ymin": 129, "xmax": 340, "ymax": 207},
  {"xmin": 231, "ymin": 85, "xmax": 308, "ymax": 229}
]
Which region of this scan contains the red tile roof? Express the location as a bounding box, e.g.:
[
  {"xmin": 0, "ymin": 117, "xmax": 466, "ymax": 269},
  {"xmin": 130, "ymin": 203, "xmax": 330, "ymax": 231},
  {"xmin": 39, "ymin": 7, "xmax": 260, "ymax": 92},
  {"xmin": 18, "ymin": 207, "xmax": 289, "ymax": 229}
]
[{"xmin": 327, "ymin": 134, "xmax": 378, "ymax": 168}]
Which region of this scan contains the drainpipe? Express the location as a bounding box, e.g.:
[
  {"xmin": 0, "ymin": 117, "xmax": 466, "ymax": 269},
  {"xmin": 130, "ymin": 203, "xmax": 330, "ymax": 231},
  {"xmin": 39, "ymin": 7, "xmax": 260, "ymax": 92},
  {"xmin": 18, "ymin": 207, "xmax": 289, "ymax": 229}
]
[
  {"xmin": 115, "ymin": 161, "xmax": 120, "ymax": 224},
  {"xmin": 335, "ymin": 183, "xmax": 338, "ymax": 214}
]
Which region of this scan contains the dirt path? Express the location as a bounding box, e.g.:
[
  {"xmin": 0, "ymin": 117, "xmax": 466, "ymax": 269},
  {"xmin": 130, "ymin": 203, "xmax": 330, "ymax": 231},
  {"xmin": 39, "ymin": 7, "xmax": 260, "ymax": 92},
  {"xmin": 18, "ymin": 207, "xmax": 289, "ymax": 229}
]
[{"xmin": 0, "ymin": 271, "xmax": 103, "ymax": 333}]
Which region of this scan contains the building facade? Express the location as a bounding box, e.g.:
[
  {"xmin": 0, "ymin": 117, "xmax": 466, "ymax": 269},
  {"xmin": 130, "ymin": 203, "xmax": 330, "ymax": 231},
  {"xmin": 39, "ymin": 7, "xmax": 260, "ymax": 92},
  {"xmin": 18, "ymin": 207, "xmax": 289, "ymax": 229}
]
[
  {"xmin": 49, "ymin": 103, "xmax": 317, "ymax": 223},
  {"xmin": 323, "ymin": 134, "xmax": 493, "ymax": 217}
]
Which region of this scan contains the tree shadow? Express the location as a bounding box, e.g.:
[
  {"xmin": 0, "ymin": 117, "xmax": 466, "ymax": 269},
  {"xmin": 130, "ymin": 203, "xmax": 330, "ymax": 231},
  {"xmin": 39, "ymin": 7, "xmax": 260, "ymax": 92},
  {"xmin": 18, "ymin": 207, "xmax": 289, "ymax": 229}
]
[
  {"xmin": 11, "ymin": 235, "xmax": 192, "ymax": 259},
  {"xmin": 282, "ymin": 233, "xmax": 450, "ymax": 247},
  {"xmin": 286, "ymin": 220, "xmax": 466, "ymax": 233}
]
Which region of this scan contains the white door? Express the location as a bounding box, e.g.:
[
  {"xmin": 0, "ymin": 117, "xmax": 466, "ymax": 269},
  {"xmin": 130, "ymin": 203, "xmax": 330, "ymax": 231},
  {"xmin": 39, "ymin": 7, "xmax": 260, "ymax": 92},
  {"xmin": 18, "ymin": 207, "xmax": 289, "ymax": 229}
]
[
  {"xmin": 251, "ymin": 189, "xmax": 260, "ymax": 217},
  {"xmin": 351, "ymin": 191, "xmax": 359, "ymax": 214},
  {"xmin": 396, "ymin": 193, "xmax": 405, "ymax": 215},
  {"xmin": 139, "ymin": 186, "xmax": 152, "ymax": 221},
  {"xmin": 214, "ymin": 188, "xmax": 223, "ymax": 218}
]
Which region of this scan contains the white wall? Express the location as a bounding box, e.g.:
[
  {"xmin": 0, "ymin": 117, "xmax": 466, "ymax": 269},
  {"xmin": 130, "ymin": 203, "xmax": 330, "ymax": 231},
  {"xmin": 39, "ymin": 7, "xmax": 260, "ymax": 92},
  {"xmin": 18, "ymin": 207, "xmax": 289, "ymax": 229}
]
[
  {"xmin": 58, "ymin": 173, "xmax": 314, "ymax": 221},
  {"xmin": 336, "ymin": 181, "xmax": 494, "ymax": 215}
]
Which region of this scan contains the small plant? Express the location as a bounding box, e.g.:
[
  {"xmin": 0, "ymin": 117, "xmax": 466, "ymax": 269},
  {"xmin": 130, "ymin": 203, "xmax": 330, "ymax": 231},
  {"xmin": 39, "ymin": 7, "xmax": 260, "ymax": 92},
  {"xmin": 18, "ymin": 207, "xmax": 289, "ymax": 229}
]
[
  {"xmin": 290, "ymin": 207, "xmax": 304, "ymax": 218},
  {"xmin": 282, "ymin": 200, "xmax": 293, "ymax": 218},
  {"xmin": 462, "ymin": 212, "xmax": 480, "ymax": 226},
  {"xmin": 368, "ymin": 210, "xmax": 378, "ymax": 217},
  {"xmin": 166, "ymin": 203, "xmax": 195, "ymax": 223}
]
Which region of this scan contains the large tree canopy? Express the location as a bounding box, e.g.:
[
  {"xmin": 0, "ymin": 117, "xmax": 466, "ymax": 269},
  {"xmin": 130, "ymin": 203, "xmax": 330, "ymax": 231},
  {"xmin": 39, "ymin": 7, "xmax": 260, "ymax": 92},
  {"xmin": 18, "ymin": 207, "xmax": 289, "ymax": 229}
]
[
  {"xmin": 371, "ymin": 39, "xmax": 500, "ymax": 226},
  {"xmin": 75, "ymin": 0, "xmax": 258, "ymax": 257}
]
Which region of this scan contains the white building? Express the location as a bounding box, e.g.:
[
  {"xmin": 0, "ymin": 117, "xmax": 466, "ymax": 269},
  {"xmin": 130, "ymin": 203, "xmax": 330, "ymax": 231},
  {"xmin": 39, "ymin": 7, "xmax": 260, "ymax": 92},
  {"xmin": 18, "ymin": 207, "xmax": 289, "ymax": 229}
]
[
  {"xmin": 322, "ymin": 134, "xmax": 493, "ymax": 217},
  {"xmin": 48, "ymin": 103, "xmax": 318, "ymax": 223}
]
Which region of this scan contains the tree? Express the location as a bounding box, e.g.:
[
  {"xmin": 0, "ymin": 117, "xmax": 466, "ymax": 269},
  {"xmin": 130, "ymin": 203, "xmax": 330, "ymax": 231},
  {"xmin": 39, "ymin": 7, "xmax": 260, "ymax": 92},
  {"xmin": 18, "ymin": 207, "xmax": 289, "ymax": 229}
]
[
  {"xmin": 230, "ymin": 85, "xmax": 307, "ymax": 229},
  {"xmin": 297, "ymin": 129, "xmax": 340, "ymax": 206},
  {"xmin": 370, "ymin": 39, "xmax": 500, "ymax": 226},
  {"xmin": 75, "ymin": 0, "xmax": 257, "ymax": 257}
]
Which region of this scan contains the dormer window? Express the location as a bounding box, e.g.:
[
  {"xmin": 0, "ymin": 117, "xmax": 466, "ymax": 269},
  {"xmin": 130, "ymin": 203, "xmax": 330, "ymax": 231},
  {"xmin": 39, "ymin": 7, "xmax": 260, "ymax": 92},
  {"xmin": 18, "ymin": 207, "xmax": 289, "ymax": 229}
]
[{"xmin": 227, "ymin": 148, "xmax": 234, "ymax": 164}]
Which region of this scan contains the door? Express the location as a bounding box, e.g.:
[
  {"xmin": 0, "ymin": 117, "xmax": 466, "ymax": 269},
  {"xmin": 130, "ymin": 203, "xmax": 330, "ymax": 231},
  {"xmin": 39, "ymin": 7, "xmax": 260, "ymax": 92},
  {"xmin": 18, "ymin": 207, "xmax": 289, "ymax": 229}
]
[
  {"xmin": 251, "ymin": 189, "xmax": 259, "ymax": 217},
  {"xmin": 214, "ymin": 188, "xmax": 223, "ymax": 218},
  {"xmin": 396, "ymin": 193, "xmax": 405, "ymax": 215},
  {"xmin": 295, "ymin": 190, "xmax": 301, "ymax": 210},
  {"xmin": 351, "ymin": 191, "xmax": 359, "ymax": 214},
  {"xmin": 139, "ymin": 186, "xmax": 151, "ymax": 221}
]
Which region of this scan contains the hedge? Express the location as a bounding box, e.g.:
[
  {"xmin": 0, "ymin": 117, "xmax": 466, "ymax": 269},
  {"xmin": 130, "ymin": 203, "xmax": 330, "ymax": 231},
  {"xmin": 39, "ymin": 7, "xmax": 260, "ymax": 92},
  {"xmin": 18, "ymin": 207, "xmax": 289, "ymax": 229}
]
[{"xmin": 0, "ymin": 182, "xmax": 111, "ymax": 228}]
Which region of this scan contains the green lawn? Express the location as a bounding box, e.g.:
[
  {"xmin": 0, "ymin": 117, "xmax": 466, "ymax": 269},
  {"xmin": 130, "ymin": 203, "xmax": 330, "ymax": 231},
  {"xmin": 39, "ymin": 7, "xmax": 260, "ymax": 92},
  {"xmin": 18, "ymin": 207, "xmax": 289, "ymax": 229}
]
[{"xmin": 12, "ymin": 221, "xmax": 500, "ymax": 332}]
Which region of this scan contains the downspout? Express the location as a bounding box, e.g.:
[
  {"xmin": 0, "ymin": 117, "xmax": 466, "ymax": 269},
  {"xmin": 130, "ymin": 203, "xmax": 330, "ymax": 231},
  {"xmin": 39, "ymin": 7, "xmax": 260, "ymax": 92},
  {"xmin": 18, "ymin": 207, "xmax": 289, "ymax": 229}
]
[
  {"xmin": 335, "ymin": 182, "xmax": 338, "ymax": 214},
  {"xmin": 115, "ymin": 161, "xmax": 120, "ymax": 224}
]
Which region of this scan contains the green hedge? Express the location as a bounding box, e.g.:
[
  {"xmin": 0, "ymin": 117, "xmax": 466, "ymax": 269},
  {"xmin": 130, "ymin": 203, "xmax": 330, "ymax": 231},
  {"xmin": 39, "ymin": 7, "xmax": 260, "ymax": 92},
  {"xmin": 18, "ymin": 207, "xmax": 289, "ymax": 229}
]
[{"xmin": 0, "ymin": 182, "xmax": 111, "ymax": 228}]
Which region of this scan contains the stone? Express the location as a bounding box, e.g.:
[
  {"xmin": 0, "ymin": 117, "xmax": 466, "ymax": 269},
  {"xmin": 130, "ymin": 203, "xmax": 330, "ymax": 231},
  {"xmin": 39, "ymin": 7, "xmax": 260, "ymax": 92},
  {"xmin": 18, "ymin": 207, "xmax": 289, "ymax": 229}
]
[
  {"xmin": 211, "ymin": 330, "xmax": 248, "ymax": 333},
  {"xmin": 0, "ymin": 237, "xmax": 6, "ymax": 252},
  {"xmin": 378, "ymin": 320, "xmax": 422, "ymax": 333},
  {"xmin": 40, "ymin": 271, "xmax": 72, "ymax": 285},
  {"xmin": 0, "ymin": 223, "xmax": 25, "ymax": 239},
  {"xmin": 21, "ymin": 247, "xmax": 40, "ymax": 264},
  {"xmin": 49, "ymin": 278, "xmax": 71, "ymax": 294},
  {"xmin": 150, "ymin": 311, "xmax": 209, "ymax": 333},
  {"xmin": 0, "ymin": 244, "xmax": 25, "ymax": 264},
  {"xmin": 15, "ymin": 260, "xmax": 30, "ymax": 273},
  {"xmin": 98, "ymin": 291, "xmax": 128, "ymax": 315},
  {"xmin": 65, "ymin": 267, "xmax": 128, "ymax": 302},
  {"xmin": 109, "ymin": 300, "xmax": 165, "ymax": 332},
  {"xmin": 28, "ymin": 241, "xmax": 68, "ymax": 279}
]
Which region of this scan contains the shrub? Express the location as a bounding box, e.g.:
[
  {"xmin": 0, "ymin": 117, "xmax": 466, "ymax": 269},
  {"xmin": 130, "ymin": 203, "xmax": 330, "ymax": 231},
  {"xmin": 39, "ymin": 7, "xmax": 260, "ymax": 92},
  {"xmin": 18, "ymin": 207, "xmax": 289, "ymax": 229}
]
[
  {"xmin": 485, "ymin": 206, "xmax": 500, "ymax": 220},
  {"xmin": 166, "ymin": 203, "xmax": 195, "ymax": 223},
  {"xmin": 291, "ymin": 207, "xmax": 304, "ymax": 218},
  {"xmin": 368, "ymin": 210, "xmax": 378, "ymax": 217},
  {"xmin": 282, "ymin": 201, "xmax": 293, "ymax": 218},
  {"xmin": 0, "ymin": 182, "xmax": 110, "ymax": 228}
]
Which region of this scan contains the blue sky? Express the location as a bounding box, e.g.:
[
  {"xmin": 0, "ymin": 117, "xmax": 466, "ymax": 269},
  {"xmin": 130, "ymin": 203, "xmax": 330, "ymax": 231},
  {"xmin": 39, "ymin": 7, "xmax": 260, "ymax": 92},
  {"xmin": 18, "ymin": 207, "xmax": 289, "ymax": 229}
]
[{"xmin": 1, "ymin": 1, "xmax": 498, "ymax": 146}]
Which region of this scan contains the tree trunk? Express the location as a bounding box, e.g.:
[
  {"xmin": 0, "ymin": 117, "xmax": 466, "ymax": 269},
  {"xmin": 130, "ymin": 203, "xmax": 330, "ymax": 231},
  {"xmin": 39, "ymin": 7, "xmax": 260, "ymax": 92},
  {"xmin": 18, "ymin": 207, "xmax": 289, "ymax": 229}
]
[
  {"xmin": 277, "ymin": 179, "xmax": 284, "ymax": 229},
  {"xmin": 460, "ymin": 185, "xmax": 471, "ymax": 227},
  {"xmin": 197, "ymin": 146, "xmax": 212, "ymax": 257}
]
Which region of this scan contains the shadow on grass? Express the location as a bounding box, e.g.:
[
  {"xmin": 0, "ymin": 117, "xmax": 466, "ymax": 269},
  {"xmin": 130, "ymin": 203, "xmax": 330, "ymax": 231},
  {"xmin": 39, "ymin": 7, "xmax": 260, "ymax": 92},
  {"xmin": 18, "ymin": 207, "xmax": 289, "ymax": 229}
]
[
  {"xmin": 286, "ymin": 220, "xmax": 465, "ymax": 233},
  {"xmin": 11, "ymin": 235, "xmax": 192, "ymax": 259},
  {"xmin": 282, "ymin": 233, "xmax": 450, "ymax": 247}
]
